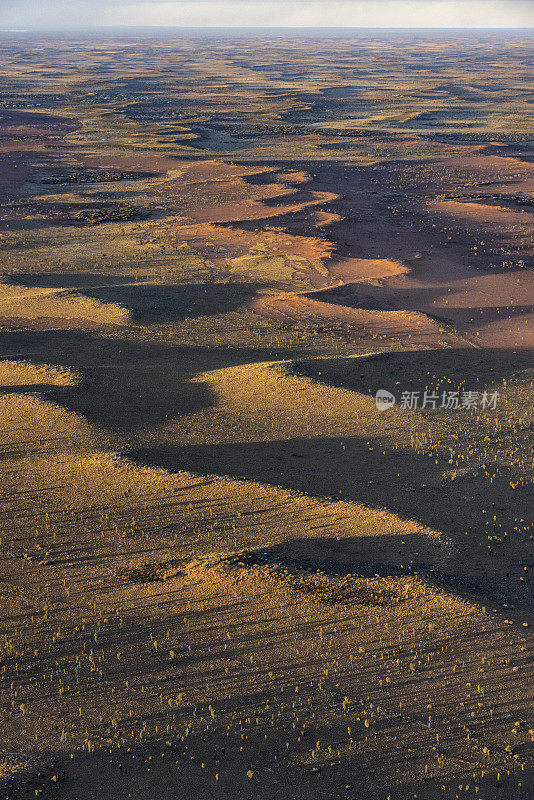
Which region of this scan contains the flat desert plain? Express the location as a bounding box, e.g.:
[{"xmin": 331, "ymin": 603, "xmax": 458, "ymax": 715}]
[{"xmin": 0, "ymin": 29, "xmax": 533, "ymax": 800}]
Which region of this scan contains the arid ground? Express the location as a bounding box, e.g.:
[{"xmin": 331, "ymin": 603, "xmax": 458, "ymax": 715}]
[{"xmin": 0, "ymin": 29, "xmax": 533, "ymax": 800}]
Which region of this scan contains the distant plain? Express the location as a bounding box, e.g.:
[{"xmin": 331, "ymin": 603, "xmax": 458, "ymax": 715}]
[{"xmin": 0, "ymin": 29, "xmax": 533, "ymax": 800}]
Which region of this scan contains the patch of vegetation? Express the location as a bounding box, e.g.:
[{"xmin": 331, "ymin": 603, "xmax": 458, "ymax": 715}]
[
  {"xmin": 424, "ymin": 132, "xmax": 534, "ymax": 143},
  {"xmin": 286, "ymin": 573, "xmax": 402, "ymax": 607},
  {"xmin": 70, "ymin": 204, "xmax": 151, "ymax": 224},
  {"xmin": 117, "ymin": 558, "xmax": 185, "ymax": 583},
  {"xmin": 224, "ymin": 552, "xmax": 408, "ymax": 607},
  {"xmin": 39, "ymin": 170, "xmax": 157, "ymax": 185}
]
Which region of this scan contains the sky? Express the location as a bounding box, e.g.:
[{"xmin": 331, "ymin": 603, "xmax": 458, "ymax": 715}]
[{"xmin": 0, "ymin": 0, "xmax": 533, "ymax": 30}]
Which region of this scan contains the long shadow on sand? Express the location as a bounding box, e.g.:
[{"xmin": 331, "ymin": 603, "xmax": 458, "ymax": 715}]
[
  {"xmin": 290, "ymin": 346, "xmax": 534, "ymax": 397},
  {"xmin": 127, "ymin": 433, "xmax": 534, "ymax": 609},
  {"xmin": 223, "ymin": 532, "xmax": 445, "ymax": 578},
  {"xmin": 4, "ymin": 273, "xmax": 259, "ymax": 324},
  {"xmin": 0, "ymin": 330, "xmax": 300, "ymax": 432},
  {"xmin": 1, "ymin": 329, "xmax": 532, "ymax": 606}
]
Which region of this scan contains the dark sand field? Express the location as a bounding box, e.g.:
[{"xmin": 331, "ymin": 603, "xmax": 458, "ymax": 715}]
[{"xmin": 0, "ymin": 29, "xmax": 533, "ymax": 800}]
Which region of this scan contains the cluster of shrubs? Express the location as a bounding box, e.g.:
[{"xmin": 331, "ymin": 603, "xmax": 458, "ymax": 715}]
[
  {"xmin": 40, "ymin": 170, "xmax": 156, "ymax": 185},
  {"xmin": 70, "ymin": 203, "xmax": 151, "ymax": 224}
]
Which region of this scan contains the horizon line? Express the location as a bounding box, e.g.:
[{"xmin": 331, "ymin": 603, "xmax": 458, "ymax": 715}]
[{"xmin": 2, "ymin": 25, "xmax": 534, "ymax": 31}]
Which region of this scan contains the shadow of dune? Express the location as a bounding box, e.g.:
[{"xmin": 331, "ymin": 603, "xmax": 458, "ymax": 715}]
[
  {"xmin": 307, "ymin": 283, "xmax": 466, "ymax": 314},
  {"xmin": 3, "ymin": 274, "xmax": 259, "ymax": 324},
  {"xmin": 81, "ymin": 282, "xmax": 258, "ymax": 323},
  {"xmin": 224, "ymin": 532, "xmax": 442, "ymax": 579},
  {"xmin": 0, "ymin": 330, "xmax": 301, "ymax": 432},
  {"xmin": 400, "ymin": 766, "xmax": 534, "ymax": 800},
  {"xmin": 0, "ymin": 109, "xmax": 78, "ymax": 126},
  {"xmin": 306, "ymin": 283, "xmax": 401, "ymax": 310},
  {"xmin": 480, "ymin": 142, "xmax": 534, "ymax": 163},
  {"xmin": 291, "ymin": 346, "xmax": 534, "ymax": 398},
  {"xmin": 220, "ymin": 534, "xmax": 515, "ymax": 605},
  {"xmin": 0, "ymin": 383, "xmax": 74, "ymax": 395},
  {"xmin": 7, "ymin": 734, "xmax": 532, "ymax": 800},
  {"xmin": 310, "ymin": 282, "xmax": 534, "ymax": 334},
  {"xmin": 127, "ymin": 432, "xmax": 534, "ymax": 609},
  {"xmin": 0, "ymin": 333, "xmax": 215, "ymax": 430}
]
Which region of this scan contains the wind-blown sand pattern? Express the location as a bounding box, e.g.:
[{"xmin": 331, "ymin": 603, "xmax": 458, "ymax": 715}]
[{"xmin": 0, "ymin": 29, "xmax": 533, "ymax": 800}]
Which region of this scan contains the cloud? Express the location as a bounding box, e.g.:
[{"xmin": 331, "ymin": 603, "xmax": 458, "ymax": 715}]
[{"xmin": 1, "ymin": 0, "xmax": 533, "ymax": 30}]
